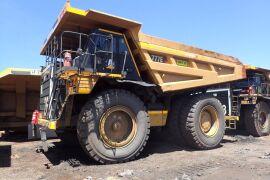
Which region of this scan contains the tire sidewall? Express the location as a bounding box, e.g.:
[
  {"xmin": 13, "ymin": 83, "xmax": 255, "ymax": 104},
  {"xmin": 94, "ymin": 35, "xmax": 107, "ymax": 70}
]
[
  {"xmin": 77, "ymin": 90, "xmax": 149, "ymax": 162},
  {"xmin": 193, "ymin": 98, "xmax": 225, "ymax": 148},
  {"xmin": 254, "ymin": 101, "xmax": 270, "ymax": 136}
]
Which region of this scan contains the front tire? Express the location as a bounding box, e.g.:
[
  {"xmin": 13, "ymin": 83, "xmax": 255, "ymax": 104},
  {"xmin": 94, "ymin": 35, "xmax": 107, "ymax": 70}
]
[
  {"xmin": 77, "ymin": 89, "xmax": 150, "ymax": 164},
  {"xmin": 244, "ymin": 101, "xmax": 270, "ymax": 137}
]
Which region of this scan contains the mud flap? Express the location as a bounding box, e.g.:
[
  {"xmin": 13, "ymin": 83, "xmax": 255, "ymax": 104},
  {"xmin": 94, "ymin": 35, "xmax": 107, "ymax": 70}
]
[
  {"xmin": 28, "ymin": 123, "xmax": 57, "ymax": 140},
  {"xmin": 40, "ymin": 127, "xmax": 48, "ymax": 152}
]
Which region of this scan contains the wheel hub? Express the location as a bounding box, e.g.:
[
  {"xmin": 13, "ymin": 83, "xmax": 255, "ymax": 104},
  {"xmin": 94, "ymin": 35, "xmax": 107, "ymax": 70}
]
[
  {"xmin": 259, "ymin": 112, "xmax": 267, "ymax": 129},
  {"xmin": 99, "ymin": 106, "xmax": 137, "ymax": 148},
  {"xmin": 199, "ymin": 105, "xmax": 220, "ymax": 137},
  {"xmin": 200, "ymin": 111, "xmax": 212, "ymax": 133},
  {"xmin": 112, "ymin": 122, "xmax": 121, "ymax": 131}
]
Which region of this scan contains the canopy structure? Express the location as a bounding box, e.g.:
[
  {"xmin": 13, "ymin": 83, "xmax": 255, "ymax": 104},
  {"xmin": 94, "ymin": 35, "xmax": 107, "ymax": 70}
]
[
  {"xmin": 40, "ymin": 2, "xmax": 142, "ymax": 55},
  {"xmin": 41, "ymin": 3, "xmax": 242, "ymax": 64},
  {"xmin": 245, "ymin": 65, "xmax": 270, "ymax": 81}
]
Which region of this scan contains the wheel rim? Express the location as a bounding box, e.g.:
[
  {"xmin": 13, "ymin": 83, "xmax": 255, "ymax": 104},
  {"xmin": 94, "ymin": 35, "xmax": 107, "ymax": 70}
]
[
  {"xmin": 199, "ymin": 105, "xmax": 220, "ymax": 137},
  {"xmin": 258, "ymin": 111, "xmax": 267, "ymax": 129},
  {"xmin": 99, "ymin": 106, "xmax": 137, "ymax": 148}
]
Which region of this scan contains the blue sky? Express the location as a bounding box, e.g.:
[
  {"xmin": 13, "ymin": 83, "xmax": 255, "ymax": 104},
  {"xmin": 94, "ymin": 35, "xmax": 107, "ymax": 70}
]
[{"xmin": 0, "ymin": 0, "xmax": 269, "ymax": 71}]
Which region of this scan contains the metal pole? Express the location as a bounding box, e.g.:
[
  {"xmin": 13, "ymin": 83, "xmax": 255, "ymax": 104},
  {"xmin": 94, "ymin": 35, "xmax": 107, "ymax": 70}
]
[{"xmin": 79, "ymin": 34, "xmax": 82, "ymax": 49}]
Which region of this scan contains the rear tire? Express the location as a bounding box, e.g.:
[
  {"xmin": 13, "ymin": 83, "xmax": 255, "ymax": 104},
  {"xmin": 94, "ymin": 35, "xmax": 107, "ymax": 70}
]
[
  {"xmin": 244, "ymin": 101, "xmax": 270, "ymax": 137},
  {"xmin": 167, "ymin": 97, "xmax": 188, "ymax": 146},
  {"xmin": 77, "ymin": 89, "xmax": 150, "ymax": 164},
  {"xmin": 172, "ymin": 95, "xmax": 225, "ymax": 150},
  {"xmin": 236, "ymin": 108, "xmax": 246, "ymax": 130}
]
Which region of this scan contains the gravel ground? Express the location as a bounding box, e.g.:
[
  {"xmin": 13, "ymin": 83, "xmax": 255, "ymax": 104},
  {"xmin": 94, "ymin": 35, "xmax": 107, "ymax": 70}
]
[{"xmin": 1, "ymin": 130, "xmax": 270, "ymax": 180}]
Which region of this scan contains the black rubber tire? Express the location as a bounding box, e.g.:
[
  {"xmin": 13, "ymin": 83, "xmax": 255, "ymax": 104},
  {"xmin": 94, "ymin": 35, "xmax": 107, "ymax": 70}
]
[
  {"xmin": 236, "ymin": 108, "xmax": 246, "ymax": 130},
  {"xmin": 244, "ymin": 101, "xmax": 270, "ymax": 137},
  {"xmin": 176, "ymin": 95, "xmax": 225, "ymax": 150},
  {"xmin": 77, "ymin": 89, "xmax": 150, "ymax": 164},
  {"xmin": 167, "ymin": 97, "xmax": 188, "ymax": 146}
]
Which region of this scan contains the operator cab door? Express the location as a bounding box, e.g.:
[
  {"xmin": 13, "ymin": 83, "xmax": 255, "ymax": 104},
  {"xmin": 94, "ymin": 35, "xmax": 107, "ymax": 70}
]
[
  {"xmin": 111, "ymin": 34, "xmax": 140, "ymax": 81},
  {"xmin": 80, "ymin": 30, "xmax": 141, "ymax": 81}
]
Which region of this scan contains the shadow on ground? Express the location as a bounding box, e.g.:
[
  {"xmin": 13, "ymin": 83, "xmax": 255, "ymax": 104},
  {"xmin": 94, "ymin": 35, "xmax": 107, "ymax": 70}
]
[
  {"xmin": 0, "ymin": 128, "xmax": 255, "ymax": 167},
  {"xmin": 0, "ymin": 131, "xmax": 28, "ymax": 143},
  {"xmin": 223, "ymin": 129, "xmax": 256, "ymax": 144},
  {"xmin": 42, "ymin": 128, "xmax": 189, "ymax": 166},
  {"xmin": 0, "ymin": 145, "xmax": 11, "ymax": 167},
  {"xmin": 42, "ymin": 142, "xmax": 98, "ymax": 166},
  {"xmin": 225, "ymin": 129, "xmax": 250, "ymax": 136},
  {"xmin": 42, "ymin": 128, "xmax": 206, "ymax": 166}
]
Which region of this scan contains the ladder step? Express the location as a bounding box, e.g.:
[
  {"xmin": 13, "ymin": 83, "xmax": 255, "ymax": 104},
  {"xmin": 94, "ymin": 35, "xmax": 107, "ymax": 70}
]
[{"xmin": 226, "ymin": 120, "xmax": 237, "ymax": 129}]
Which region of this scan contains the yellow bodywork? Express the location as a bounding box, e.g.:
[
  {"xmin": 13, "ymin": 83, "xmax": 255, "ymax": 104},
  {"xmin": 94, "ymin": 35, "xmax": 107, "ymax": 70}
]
[
  {"xmin": 38, "ymin": 3, "xmax": 252, "ymax": 130},
  {"xmin": 225, "ymin": 116, "xmax": 240, "ymax": 121},
  {"xmin": 148, "ymin": 110, "xmax": 168, "ymax": 127},
  {"xmin": 41, "ymin": 3, "xmax": 246, "ymax": 93},
  {"xmin": 39, "ymin": 110, "xmax": 168, "ymax": 130},
  {"xmin": 0, "ymin": 68, "xmax": 40, "ymax": 129},
  {"xmin": 59, "ymin": 69, "xmax": 123, "ymax": 95},
  {"xmin": 0, "ymin": 68, "xmax": 40, "ymax": 78},
  {"xmin": 37, "ymin": 118, "xmax": 57, "ymax": 130},
  {"xmin": 67, "ymin": 76, "xmax": 95, "ymax": 95}
]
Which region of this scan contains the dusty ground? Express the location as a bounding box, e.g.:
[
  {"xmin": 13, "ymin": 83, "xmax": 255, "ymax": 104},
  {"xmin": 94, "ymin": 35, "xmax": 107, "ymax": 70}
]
[{"xmin": 1, "ymin": 129, "xmax": 270, "ymax": 180}]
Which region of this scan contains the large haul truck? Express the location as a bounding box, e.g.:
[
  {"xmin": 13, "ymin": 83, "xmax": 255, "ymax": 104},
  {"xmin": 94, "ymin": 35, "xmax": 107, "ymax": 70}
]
[
  {"xmin": 32, "ymin": 2, "xmax": 270, "ymax": 164},
  {"xmin": 0, "ymin": 68, "xmax": 40, "ymax": 130},
  {"xmin": 232, "ymin": 66, "xmax": 270, "ymax": 136}
]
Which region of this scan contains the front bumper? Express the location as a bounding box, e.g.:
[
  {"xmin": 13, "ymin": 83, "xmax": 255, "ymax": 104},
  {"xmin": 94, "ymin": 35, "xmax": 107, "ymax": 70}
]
[
  {"xmin": 36, "ymin": 118, "xmax": 57, "ymax": 130},
  {"xmin": 28, "ymin": 123, "xmax": 57, "ymax": 140}
]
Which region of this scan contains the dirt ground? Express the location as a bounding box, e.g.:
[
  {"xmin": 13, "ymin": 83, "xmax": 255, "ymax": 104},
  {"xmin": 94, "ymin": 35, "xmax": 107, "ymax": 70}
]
[{"xmin": 1, "ymin": 129, "xmax": 270, "ymax": 180}]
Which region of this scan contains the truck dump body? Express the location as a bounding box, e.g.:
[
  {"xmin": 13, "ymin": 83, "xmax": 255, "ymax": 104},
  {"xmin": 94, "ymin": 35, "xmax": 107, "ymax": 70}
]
[
  {"xmin": 0, "ymin": 68, "xmax": 40, "ymax": 130},
  {"xmin": 137, "ymin": 34, "xmax": 245, "ymax": 91},
  {"xmin": 41, "ymin": 4, "xmax": 246, "ymax": 92}
]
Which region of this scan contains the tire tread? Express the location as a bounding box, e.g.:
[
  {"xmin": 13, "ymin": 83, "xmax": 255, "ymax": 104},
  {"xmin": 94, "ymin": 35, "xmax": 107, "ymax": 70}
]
[{"xmin": 77, "ymin": 89, "xmax": 150, "ymax": 164}]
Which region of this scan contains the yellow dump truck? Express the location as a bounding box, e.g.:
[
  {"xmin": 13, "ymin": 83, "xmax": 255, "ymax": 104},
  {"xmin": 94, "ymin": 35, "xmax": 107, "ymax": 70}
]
[
  {"xmin": 32, "ymin": 3, "xmax": 270, "ymax": 164},
  {"xmin": 0, "ymin": 68, "xmax": 40, "ymax": 130}
]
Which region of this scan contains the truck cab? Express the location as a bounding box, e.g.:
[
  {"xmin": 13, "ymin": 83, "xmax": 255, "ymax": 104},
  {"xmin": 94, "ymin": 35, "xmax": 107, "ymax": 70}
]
[{"xmin": 39, "ymin": 29, "xmax": 142, "ymax": 124}]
